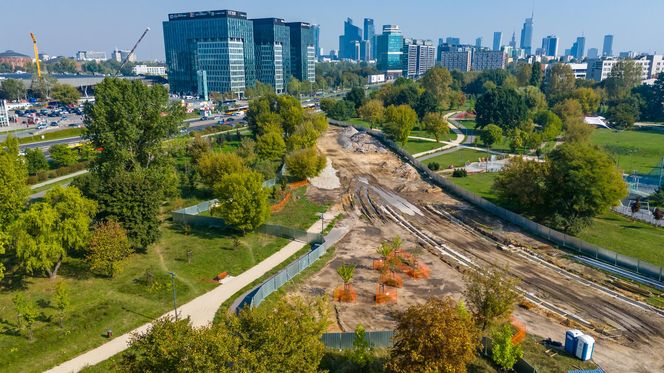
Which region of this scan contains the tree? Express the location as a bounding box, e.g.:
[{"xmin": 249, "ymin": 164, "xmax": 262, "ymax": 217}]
[
  {"xmin": 383, "ymin": 104, "xmax": 417, "ymax": 146},
  {"xmin": 336, "ymin": 263, "xmax": 356, "ymax": 292},
  {"xmin": 420, "ymin": 66, "xmax": 452, "ymax": 107},
  {"xmin": 0, "ymin": 135, "xmax": 29, "ymax": 229},
  {"xmin": 650, "ymin": 187, "xmax": 664, "ymax": 208},
  {"xmin": 530, "ymin": 61, "xmax": 543, "ymax": 87},
  {"xmin": 285, "ymin": 147, "xmax": 326, "ymax": 180},
  {"xmin": 414, "ymin": 91, "xmax": 439, "ymax": 119},
  {"xmin": 212, "ymin": 171, "xmax": 269, "ymax": 232},
  {"xmin": 287, "ymin": 121, "xmax": 322, "ymax": 151},
  {"xmin": 475, "ymin": 87, "xmax": 528, "ymax": 130},
  {"xmin": 287, "ymin": 77, "xmax": 302, "ymax": 96},
  {"xmin": 49, "ymin": 144, "xmax": 78, "ymax": 167},
  {"xmin": 635, "ymin": 73, "xmax": 664, "ymax": 121},
  {"xmin": 573, "ymin": 87, "xmax": 601, "ymax": 115},
  {"xmin": 196, "ymin": 152, "xmax": 245, "ymax": 188},
  {"xmin": 24, "ymin": 148, "xmax": 49, "ymax": 175},
  {"xmin": 464, "ymin": 267, "xmax": 520, "ymax": 332},
  {"xmin": 545, "ymin": 64, "xmax": 576, "ymax": 102},
  {"xmin": 277, "ymin": 95, "xmax": 304, "ymax": 136},
  {"xmin": 86, "ymin": 220, "xmax": 133, "ymax": 277},
  {"xmin": 187, "ymin": 133, "xmax": 211, "ymax": 163},
  {"xmin": 256, "ymin": 128, "xmax": 287, "ymax": 160},
  {"xmin": 605, "ymin": 96, "xmax": 640, "ymax": 129},
  {"xmin": 345, "ymin": 87, "xmax": 365, "ymax": 109},
  {"xmin": 604, "ymin": 60, "xmax": 642, "ymax": 100},
  {"xmin": 52, "ymin": 282, "xmax": 70, "ymax": 328},
  {"xmin": 13, "ymin": 293, "xmax": 39, "ymax": 340},
  {"xmin": 319, "ymin": 98, "xmax": 336, "ymax": 114},
  {"xmin": 564, "ymin": 119, "xmax": 594, "ymax": 143},
  {"xmin": 0, "ymin": 78, "xmax": 27, "ymax": 101},
  {"xmin": 326, "ymin": 100, "xmax": 356, "ymax": 121},
  {"xmin": 422, "ymin": 112, "xmax": 449, "ymax": 142},
  {"xmin": 552, "ymin": 98, "xmax": 584, "ymax": 127},
  {"xmin": 492, "ymin": 323, "xmax": 524, "ymax": 371},
  {"xmin": 357, "ymin": 99, "xmax": 385, "ymax": 129},
  {"xmin": 480, "ymin": 124, "xmax": 503, "ymax": 148},
  {"xmin": 494, "ymin": 157, "xmax": 549, "ymax": 215},
  {"xmin": 514, "ymin": 63, "xmax": 532, "ymax": 86},
  {"xmin": 521, "ymin": 86, "xmax": 547, "ymax": 113},
  {"xmin": 50, "ymin": 83, "xmax": 80, "ymax": 105},
  {"xmin": 534, "ymin": 110, "xmax": 563, "ymax": 141},
  {"xmin": 387, "ymin": 297, "xmax": 479, "ymax": 373}
]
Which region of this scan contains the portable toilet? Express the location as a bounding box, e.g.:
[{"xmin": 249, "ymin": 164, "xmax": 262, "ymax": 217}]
[
  {"xmin": 565, "ymin": 330, "xmax": 583, "ymax": 355},
  {"xmin": 575, "ymin": 335, "xmax": 595, "ymax": 361}
]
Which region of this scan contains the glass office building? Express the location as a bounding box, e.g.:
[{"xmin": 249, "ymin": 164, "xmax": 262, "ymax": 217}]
[
  {"xmin": 376, "ymin": 25, "xmax": 403, "ymax": 75},
  {"xmin": 163, "ymin": 10, "xmax": 256, "ymax": 96},
  {"xmin": 287, "ymin": 22, "xmax": 316, "ymax": 83},
  {"xmin": 338, "ymin": 18, "xmax": 362, "ymax": 60},
  {"xmin": 252, "ymin": 18, "xmax": 291, "ymax": 93}
]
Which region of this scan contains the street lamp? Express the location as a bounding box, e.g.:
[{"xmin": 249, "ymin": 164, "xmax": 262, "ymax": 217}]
[{"xmin": 168, "ymin": 272, "xmax": 178, "ymax": 320}]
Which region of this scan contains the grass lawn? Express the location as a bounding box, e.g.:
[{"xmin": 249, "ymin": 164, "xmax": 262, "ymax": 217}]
[
  {"xmin": 0, "ymin": 222, "xmax": 287, "ymax": 373},
  {"xmin": 347, "ymin": 118, "xmax": 371, "ymax": 129},
  {"xmin": 267, "ymin": 187, "xmax": 328, "ymax": 230},
  {"xmin": 591, "ymin": 127, "xmax": 664, "ymax": 174},
  {"xmin": 18, "ymin": 128, "xmax": 84, "ymax": 145},
  {"xmin": 447, "ymin": 172, "xmax": 500, "ymax": 203},
  {"xmin": 410, "ymin": 129, "xmax": 457, "ymax": 142},
  {"xmin": 521, "ymin": 335, "xmax": 598, "ymax": 372},
  {"xmin": 454, "ymin": 119, "xmax": 479, "ymax": 130},
  {"xmin": 423, "ymin": 148, "xmax": 489, "ymax": 168},
  {"xmin": 210, "ymin": 131, "xmax": 251, "ymax": 153},
  {"xmin": 402, "ymin": 138, "xmax": 448, "ymax": 155}
]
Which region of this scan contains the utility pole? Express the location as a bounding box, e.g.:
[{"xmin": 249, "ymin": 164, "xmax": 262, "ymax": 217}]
[{"xmin": 168, "ymin": 272, "xmax": 178, "ymax": 320}]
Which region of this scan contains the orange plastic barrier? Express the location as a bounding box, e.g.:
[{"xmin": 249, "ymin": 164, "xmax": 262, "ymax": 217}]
[
  {"xmin": 270, "ymin": 192, "xmax": 292, "ymax": 213},
  {"xmin": 510, "ymin": 316, "xmax": 527, "ymax": 345},
  {"xmin": 333, "ymin": 284, "xmax": 357, "ymax": 303},
  {"xmin": 380, "ymin": 272, "xmax": 403, "ymax": 288},
  {"xmin": 405, "ymin": 264, "xmax": 431, "ymax": 280},
  {"xmin": 376, "ymin": 284, "xmax": 398, "ymax": 304},
  {"xmin": 288, "ymin": 180, "xmax": 309, "ymax": 189}
]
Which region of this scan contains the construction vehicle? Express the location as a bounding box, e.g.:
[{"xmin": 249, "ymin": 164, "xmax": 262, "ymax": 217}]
[
  {"xmin": 114, "ymin": 27, "xmax": 150, "ymax": 77},
  {"xmin": 30, "ymin": 32, "xmax": 42, "ymax": 79}
]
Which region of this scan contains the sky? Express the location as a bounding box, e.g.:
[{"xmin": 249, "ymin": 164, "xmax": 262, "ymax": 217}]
[{"xmin": 3, "ymin": 0, "xmax": 663, "ymax": 61}]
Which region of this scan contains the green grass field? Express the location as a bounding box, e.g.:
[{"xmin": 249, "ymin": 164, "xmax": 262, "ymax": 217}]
[
  {"xmin": 591, "ymin": 127, "xmax": 664, "ymax": 174},
  {"xmin": 402, "ymin": 138, "xmax": 447, "ymax": 155},
  {"xmin": 0, "ymin": 221, "xmax": 287, "ymax": 373},
  {"xmin": 422, "ymin": 148, "xmax": 489, "ymax": 168},
  {"xmin": 18, "ymin": 128, "xmax": 84, "ymax": 145},
  {"xmin": 267, "ymin": 187, "xmax": 328, "ymax": 230},
  {"xmin": 347, "ymin": 118, "xmax": 372, "ymax": 128}
]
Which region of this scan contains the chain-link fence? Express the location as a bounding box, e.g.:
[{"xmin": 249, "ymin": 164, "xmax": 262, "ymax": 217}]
[
  {"xmin": 330, "ymin": 120, "xmax": 664, "ymax": 283},
  {"xmin": 322, "ymin": 331, "xmax": 394, "ymax": 349}
]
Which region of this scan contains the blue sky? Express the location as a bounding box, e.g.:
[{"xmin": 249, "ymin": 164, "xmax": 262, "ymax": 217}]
[{"xmin": 3, "ymin": 0, "xmax": 663, "ymax": 60}]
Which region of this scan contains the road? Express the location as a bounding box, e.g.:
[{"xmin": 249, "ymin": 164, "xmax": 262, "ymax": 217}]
[{"xmin": 44, "ymin": 213, "xmax": 348, "ymax": 373}]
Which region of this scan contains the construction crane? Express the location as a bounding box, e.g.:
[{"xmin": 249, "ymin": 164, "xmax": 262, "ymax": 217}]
[
  {"xmin": 114, "ymin": 27, "xmax": 150, "ymax": 77},
  {"xmin": 30, "ymin": 32, "xmax": 43, "ymax": 79}
]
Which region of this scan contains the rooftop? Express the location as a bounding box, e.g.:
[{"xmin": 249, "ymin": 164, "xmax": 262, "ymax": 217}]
[{"xmin": 0, "ymin": 50, "xmax": 30, "ymax": 58}]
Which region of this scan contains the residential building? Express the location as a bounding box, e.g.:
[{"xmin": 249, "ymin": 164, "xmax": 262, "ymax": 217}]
[
  {"xmin": 402, "ymin": 39, "xmax": 435, "ymax": 78},
  {"xmin": 646, "ymin": 55, "xmax": 664, "ymax": 79},
  {"xmin": 76, "ymin": 50, "xmax": 107, "ymax": 61},
  {"xmin": 111, "ymin": 49, "xmax": 136, "ymax": 63},
  {"xmin": 312, "ymin": 24, "xmax": 321, "ymax": 59},
  {"xmin": 472, "ymin": 50, "xmax": 507, "ymax": 70},
  {"xmin": 252, "ymin": 18, "xmax": 291, "ymax": 93},
  {"xmin": 0, "ymin": 100, "xmax": 9, "ymax": 127},
  {"xmin": 132, "ymin": 65, "xmax": 167, "ymax": 76},
  {"xmin": 364, "ymin": 18, "xmax": 376, "ymax": 61},
  {"xmin": 287, "ymin": 22, "xmax": 316, "ymax": 83},
  {"xmin": 519, "ymin": 14, "xmax": 534, "ymax": 55},
  {"xmin": 570, "ymin": 36, "xmax": 586, "ymax": 60},
  {"xmin": 0, "ymin": 50, "xmax": 32, "ymax": 69},
  {"xmin": 586, "ymin": 56, "xmax": 653, "ymax": 82},
  {"xmin": 163, "ymin": 9, "xmax": 256, "ymax": 96},
  {"xmin": 492, "ymin": 32, "xmax": 502, "ymax": 51},
  {"xmin": 541, "ymin": 35, "xmax": 559, "ymax": 57},
  {"xmin": 439, "ymin": 50, "xmax": 471, "ymax": 72},
  {"xmin": 602, "ymin": 35, "xmax": 614, "ymax": 57},
  {"xmin": 619, "ymin": 51, "xmax": 636, "ymax": 59},
  {"xmin": 376, "ymin": 25, "xmax": 404, "ymax": 77},
  {"xmin": 338, "ymin": 18, "xmax": 362, "ymax": 60},
  {"xmin": 587, "ymin": 48, "xmax": 599, "ymax": 59}
]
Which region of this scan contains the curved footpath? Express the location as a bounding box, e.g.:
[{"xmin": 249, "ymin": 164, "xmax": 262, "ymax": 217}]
[{"xmin": 44, "ymin": 212, "xmax": 348, "ymax": 373}]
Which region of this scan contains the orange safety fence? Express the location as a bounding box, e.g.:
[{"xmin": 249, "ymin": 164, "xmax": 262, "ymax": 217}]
[
  {"xmin": 510, "ymin": 316, "xmax": 527, "ymax": 345},
  {"xmin": 288, "ymin": 180, "xmax": 309, "ymax": 189},
  {"xmin": 376, "ymin": 284, "xmax": 398, "ymax": 304},
  {"xmin": 373, "ymin": 259, "xmax": 388, "ymax": 271},
  {"xmin": 380, "ymin": 272, "xmax": 403, "ymax": 288},
  {"xmin": 404, "ymin": 264, "xmax": 431, "ymax": 280},
  {"xmin": 333, "ymin": 284, "xmax": 357, "ymax": 303},
  {"xmin": 270, "ymin": 192, "xmax": 292, "ymax": 213}
]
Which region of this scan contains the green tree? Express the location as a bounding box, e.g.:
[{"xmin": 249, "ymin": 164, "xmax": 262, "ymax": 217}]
[
  {"xmin": 514, "ymin": 63, "xmax": 532, "ymax": 86},
  {"xmin": 476, "ymin": 87, "xmax": 528, "ymax": 130},
  {"xmin": 534, "ymin": 110, "xmax": 563, "ymax": 141},
  {"xmin": 544, "ymin": 63, "xmax": 576, "ymax": 102},
  {"xmin": 49, "ymin": 144, "xmax": 78, "ymax": 167},
  {"xmin": 336, "ymin": 263, "xmax": 356, "ymax": 292},
  {"xmin": 0, "ymin": 78, "xmax": 27, "ymax": 101},
  {"xmin": 530, "ymin": 61, "xmax": 543, "ymax": 87},
  {"xmin": 212, "ymin": 171, "xmax": 269, "ymax": 232},
  {"xmin": 383, "ymin": 104, "xmax": 417, "ymax": 146},
  {"xmin": 414, "ymin": 91, "xmax": 439, "ymax": 119},
  {"xmin": 494, "ymin": 157, "xmax": 550, "ymax": 215},
  {"xmin": 196, "ymin": 152, "xmax": 245, "ymax": 188},
  {"xmin": 605, "ymin": 97, "xmax": 640, "ymax": 129},
  {"xmin": 256, "ymin": 127, "xmax": 287, "ymax": 160},
  {"xmin": 86, "ymin": 220, "xmax": 133, "ymax": 277},
  {"xmin": 464, "ymin": 266, "xmax": 521, "ymax": 331},
  {"xmin": 357, "ymin": 99, "xmax": 385, "ymax": 129},
  {"xmin": 325, "ymin": 100, "xmax": 356, "ymax": 121},
  {"xmin": 52, "ymin": 282, "xmax": 70, "ymax": 328},
  {"xmin": 552, "ymin": 98, "xmax": 585, "ymax": 127},
  {"xmin": 287, "ymin": 76, "xmax": 302, "ymax": 96},
  {"xmin": 0, "ymin": 135, "xmax": 29, "ymax": 228},
  {"xmin": 420, "ymin": 66, "xmax": 452, "ymax": 107},
  {"xmin": 287, "ymin": 121, "xmax": 321, "ymax": 151},
  {"xmin": 277, "ymin": 95, "xmax": 304, "ymax": 136},
  {"xmin": 422, "ymin": 112, "xmax": 449, "ymax": 142},
  {"xmin": 480, "ymin": 124, "xmax": 503, "ymax": 148},
  {"xmin": 387, "ymin": 297, "xmax": 479, "ymax": 373},
  {"xmin": 345, "ymin": 86, "xmax": 366, "ymax": 109},
  {"xmin": 564, "ymin": 119, "xmax": 594, "ymax": 143},
  {"xmin": 573, "ymin": 87, "xmax": 602, "ymax": 114},
  {"xmin": 634, "ymin": 73, "xmax": 664, "ymax": 121},
  {"xmin": 604, "ymin": 60, "xmax": 642, "ymax": 100},
  {"xmin": 50, "ymin": 83, "xmax": 80, "ymax": 105},
  {"xmin": 285, "ymin": 147, "xmax": 326, "ymax": 180},
  {"xmin": 492, "ymin": 323, "xmax": 524, "ymax": 371},
  {"xmin": 13, "ymin": 293, "xmax": 40, "ymax": 340},
  {"xmin": 521, "ymin": 86, "xmax": 547, "ymax": 113}
]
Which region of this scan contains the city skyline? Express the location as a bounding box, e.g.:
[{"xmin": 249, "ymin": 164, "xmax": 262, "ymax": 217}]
[{"xmin": 2, "ymin": 0, "xmax": 664, "ymax": 61}]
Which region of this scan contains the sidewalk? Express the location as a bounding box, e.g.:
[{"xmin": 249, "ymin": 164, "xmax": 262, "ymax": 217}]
[
  {"xmin": 410, "ymin": 112, "xmax": 465, "ymax": 158},
  {"xmin": 44, "ymin": 212, "xmax": 344, "ymax": 373},
  {"xmin": 30, "ymin": 169, "xmax": 89, "ymax": 190}
]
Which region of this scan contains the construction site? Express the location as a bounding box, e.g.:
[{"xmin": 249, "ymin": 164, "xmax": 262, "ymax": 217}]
[{"xmin": 293, "ymin": 126, "xmax": 664, "ymax": 372}]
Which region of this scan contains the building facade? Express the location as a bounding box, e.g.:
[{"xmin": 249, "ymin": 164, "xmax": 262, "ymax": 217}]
[
  {"xmin": 471, "ymin": 50, "xmax": 507, "ymax": 70},
  {"xmin": 603, "ymin": 35, "xmax": 614, "ymax": 57},
  {"xmin": 132, "ymin": 65, "xmax": 167, "ymax": 76},
  {"xmin": 0, "ymin": 100, "xmax": 9, "ymax": 127},
  {"xmin": 587, "ymin": 48, "xmax": 599, "ymax": 59},
  {"xmin": 112, "ymin": 49, "xmax": 136, "ymax": 63},
  {"xmin": 519, "ymin": 15, "xmax": 534, "ymax": 55},
  {"xmin": 570, "ymin": 36, "xmax": 586, "ymax": 60},
  {"xmin": 312, "ymin": 24, "xmax": 321, "ymax": 59},
  {"xmin": 541, "ymin": 35, "xmax": 559, "ymax": 57},
  {"xmin": 252, "ymin": 18, "xmax": 291, "ymax": 93},
  {"xmin": 287, "ymin": 22, "xmax": 316, "ymax": 83},
  {"xmin": 492, "ymin": 32, "xmax": 502, "ymax": 51},
  {"xmin": 0, "ymin": 50, "xmax": 32, "ymax": 69},
  {"xmin": 586, "ymin": 56, "xmax": 654, "ymax": 82},
  {"xmin": 338, "ymin": 18, "xmax": 362, "ymax": 60},
  {"xmin": 439, "ymin": 50, "xmax": 472, "ymax": 72},
  {"xmin": 402, "ymin": 39, "xmax": 435, "ymax": 78},
  {"xmin": 364, "ymin": 18, "xmax": 375, "ymax": 61},
  {"xmin": 76, "ymin": 51, "xmax": 107, "ymax": 61},
  {"xmin": 376, "ymin": 25, "xmax": 404, "ymax": 76}
]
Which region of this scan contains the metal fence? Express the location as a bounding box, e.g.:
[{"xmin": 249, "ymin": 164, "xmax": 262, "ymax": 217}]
[
  {"xmin": 322, "ymin": 330, "xmax": 394, "ymax": 349},
  {"xmin": 613, "ymin": 204, "xmax": 664, "ymax": 228},
  {"xmin": 331, "ymin": 120, "xmax": 664, "ymax": 283}
]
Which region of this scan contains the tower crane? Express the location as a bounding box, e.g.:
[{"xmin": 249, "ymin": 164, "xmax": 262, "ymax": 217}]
[
  {"xmin": 30, "ymin": 32, "xmax": 43, "ymax": 79},
  {"xmin": 114, "ymin": 27, "xmax": 150, "ymax": 77}
]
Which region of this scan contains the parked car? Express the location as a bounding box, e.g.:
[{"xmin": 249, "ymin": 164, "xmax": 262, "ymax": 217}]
[
  {"xmin": 50, "ymin": 121, "xmax": 59, "ymax": 127},
  {"xmin": 36, "ymin": 124, "xmax": 47, "ymax": 130}
]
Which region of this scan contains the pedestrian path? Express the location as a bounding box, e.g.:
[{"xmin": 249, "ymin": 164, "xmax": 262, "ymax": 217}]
[
  {"xmin": 44, "ymin": 212, "xmax": 346, "ymax": 373},
  {"xmin": 410, "ymin": 112, "xmax": 465, "ymax": 158}
]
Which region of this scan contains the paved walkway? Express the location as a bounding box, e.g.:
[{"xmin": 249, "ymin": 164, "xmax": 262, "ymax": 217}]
[
  {"xmin": 30, "ymin": 170, "xmax": 89, "ymax": 190},
  {"xmin": 410, "ymin": 112, "xmax": 465, "ymax": 158},
  {"xmin": 45, "ymin": 212, "xmax": 346, "ymax": 373}
]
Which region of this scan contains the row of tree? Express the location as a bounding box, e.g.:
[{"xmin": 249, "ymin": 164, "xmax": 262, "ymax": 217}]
[{"xmin": 0, "ymin": 78, "xmax": 81, "ymax": 104}]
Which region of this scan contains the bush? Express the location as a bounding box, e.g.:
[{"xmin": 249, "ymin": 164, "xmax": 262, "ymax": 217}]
[
  {"xmin": 452, "ymin": 168, "xmax": 468, "ymax": 178},
  {"xmin": 427, "ymin": 161, "xmax": 441, "ymax": 171}
]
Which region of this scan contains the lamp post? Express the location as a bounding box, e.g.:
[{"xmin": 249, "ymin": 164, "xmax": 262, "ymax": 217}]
[{"xmin": 168, "ymin": 272, "xmax": 178, "ymax": 320}]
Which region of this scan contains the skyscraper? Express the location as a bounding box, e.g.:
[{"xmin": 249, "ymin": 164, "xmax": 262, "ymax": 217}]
[
  {"xmin": 509, "ymin": 32, "xmax": 517, "ymax": 49},
  {"xmin": 338, "ymin": 18, "xmax": 362, "ymax": 60},
  {"xmin": 603, "ymin": 35, "xmax": 614, "ymax": 57},
  {"xmin": 402, "ymin": 39, "xmax": 435, "ymax": 78},
  {"xmin": 492, "ymin": 32, "xmax": 502, "ymax": 51},
  {"xmin": 570, "ymin": 36, "xmax": 586, "ymax": 60},
  {"xmin": 446, "ymin": 37, "xmax": 461, "ymax": 46},
  {"xmin": 364, "ymin": 18, "xmax": 375, "ymax": 61},
  {"xmin": 519, "ymin": 14, "xmax": 534, "ymax": 55},
  {"xmin": 376, "ymin": 25, "xmax": 403, "ymax": 76},
  {"xmin": 252, "ymin": 18, "xmax": 291, "ymax": 93},
  {"xmin": 587, "ymin": 48, "xmax": 599, "ymax": 59},
  {"xmin": 312, "ymin": 24, "xmax": 321, "ymax": 59},
  {"xmin": 475, "ymin": 37, "xmax": 482, "ymax": 48},
  {"xmin": 287, "ymin": 22, "xmax": 316, "ymax": 83},
  {"xmin": 541, "ymin": 35, "xmax": 559, "ymax": 57},
  {"xmin": 163, "ymin": 10, "xmax": 256, "ymax": 96}
]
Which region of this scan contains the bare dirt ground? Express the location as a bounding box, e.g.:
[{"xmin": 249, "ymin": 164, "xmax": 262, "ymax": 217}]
[{"xmin": 292, "ymin": 127, "xmax": 664, "ymax": 372}]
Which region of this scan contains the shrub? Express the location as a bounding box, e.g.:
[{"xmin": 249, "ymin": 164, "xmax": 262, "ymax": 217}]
[
  {"xmin": 427, "ymin": 162, "xmax": 441, "ymax": 171},
  {"xmin": 452, "ymin": 168, "xmax": 468, "ymax": 178}
]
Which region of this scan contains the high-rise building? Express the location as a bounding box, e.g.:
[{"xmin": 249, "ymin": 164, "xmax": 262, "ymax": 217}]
[
  {"xmin": 570, "ymin": 36, "xmax": 586, "ymax": 60},
  {"xmin": 76, "ymin": 51, "xmax": 107, "ymax": 61},
  {"xmin": 519, "ymin": 14, "xmax": 534, "ymax": 55},
  {"xmin": 402, "ymin": 39, "xmax": 435, "ymax": 78},
  {"xmin": 509, "ymin": 32, "xmax": 517, "ymax": 48},
  {"xmin": 252, "ymin": 18, "xmax": 291, "ymax": 93},
  {"xmin": 475, "ymin": 37, "xmax": 482, "ymax": 49},
  {"xmin": 587, "ymin": 48, "xmax": 599, "ymax": 59},
  {"xmin": 364, "ymin": 18, "xmax": 375, "ymax": 61},
  {"xmin": 163, "ymin": 10, "xmax": 256, "ymax": 96},
  {"xmin": 541, "ymin": 35, "xmax": 558, "ymax": 57},
  {"xmin": 446, "ymin": 37, "xmax": 461, "ymax": 46},
  {"xmin": 287, "ymin": 22, "xmax": 316, "ymax": 83},
  {"xmin": 472, "ymin": 50, "xmax": 507, "ymax": 70},
  {"xmin": 312, "ymin": 24, "xmax": 321, "ymax": 59},
  {"xmin": 439, "ymin": 50, "xmax": 471, "ymax": 72},
  {"xmin": 602, "ymin": 35, "xmax": 614, "ymax": 57},
  {"xmin": 111, "ymin": 49, "xmax": 136, "ymax": 63},
  {"xmin": 338, "ymin": 18, "xmax": 362, "ymax": 60},
  {"xmin": 376, "ymin": 25, "xmax": 403, "ymax": 76},
  {"xmin": 492, "ymin": 32, "xmax": 502, "ymax": 51}
]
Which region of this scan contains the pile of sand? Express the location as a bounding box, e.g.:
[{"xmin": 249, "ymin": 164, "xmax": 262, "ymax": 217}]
[{"xmin": 337, "ymin": 127, "xmax": 387, "ymax": 153}]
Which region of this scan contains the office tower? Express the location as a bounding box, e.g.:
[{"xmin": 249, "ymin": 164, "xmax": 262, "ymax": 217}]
[
  {"xmin": 338, "ymin": 18, "xmax": 362, "ymax": 60},
  {"xmin": 519, "ymin": 14, "xmax": 534, "ymax": 55},
  {"xmin": 312, "ymin": 24, "xmax": 320, "ymax": 59},
  {"xmin": 252, "ymin": 18, "xmax": 291, "ymax": 93},
  {"xmin": 446, "ymin": 37, "xmax": 461, "ymax": 46},
  {"xmin": 439, "ymin": 50, "xmax": 472, "ymax": 72},
  {"xmin": 376, "ymin": 25, "xmax": 404, "ymax": 75},
  {"xmin": 541, "ymin": 35, "xmax": 559, "ymax": 57},
  {"xmin": 475, "ymin": 37, "xmax": 482, "ymax": 48},
  {"xmin": 570, "ymin": 36, "xmax": 586, "ymax": 60},
  {"xmin": 492, "ymin": 32, "xmax": 502, "ymax": 51},
  {"xmin": 509, "ymin": 32, "xmax": 517, "ymax": 48},
  {"xmin": 472, "ymin": 50, "xmax": 507, "ymax": 70},
  {"xmin": 364, "ymin": 18, "xmax": 375, "ymax": 61},
  {"xmin": 287, "ymin": 22, "xmax": 316, "ymax": 83},
  {"xmin": 587, "ymin": 48, "xmax": 599, "ymax": 59},
  {"xmin": 163, "ymin": 10, "xmax": 256, "ymax": 96},
  {"xmin": 603, "ymin": 35, "xmax": 614, "ymax": 57},
  {"xmin": 403, "ymin": 39, "xmax": 435, "ymax": 78}
]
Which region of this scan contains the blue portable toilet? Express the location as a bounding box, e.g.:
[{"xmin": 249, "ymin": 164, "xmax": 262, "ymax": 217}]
[
  {"xmin": 565, "ymin": 330, "xmax": 583, "ymax": 355},
  {"xmin": 575, "ymin": 335, "xmax": 595, "ymax": 361}
]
